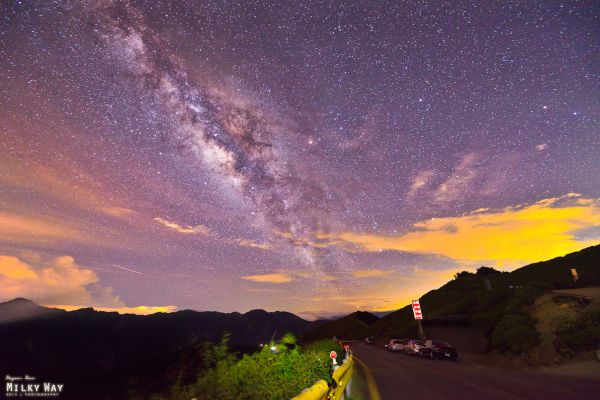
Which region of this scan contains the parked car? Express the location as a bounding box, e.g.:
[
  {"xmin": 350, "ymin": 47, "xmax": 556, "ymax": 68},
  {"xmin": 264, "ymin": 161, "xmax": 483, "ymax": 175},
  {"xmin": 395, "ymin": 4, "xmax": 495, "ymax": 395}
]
[
  {"xmin": 385, "ymin": 339, "xmax": 405, "ymax": 352},
  {"xmin": 425, "ymin": 340, "xmax": 458, "ymax": 360},
  {"xmin": 403, "ymin": 339, "xmax": 432, "ymax": 357},
  {"xmin": 365, "ymin": 336, "xmax": 375, "ymax": 345}
]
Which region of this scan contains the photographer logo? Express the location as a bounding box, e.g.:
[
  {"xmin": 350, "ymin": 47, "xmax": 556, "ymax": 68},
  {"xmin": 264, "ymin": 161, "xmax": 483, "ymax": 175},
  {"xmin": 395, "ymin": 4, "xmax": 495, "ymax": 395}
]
[{"xmin": 5, "ymin": 375, "xmax": 64, "ymax": 397}]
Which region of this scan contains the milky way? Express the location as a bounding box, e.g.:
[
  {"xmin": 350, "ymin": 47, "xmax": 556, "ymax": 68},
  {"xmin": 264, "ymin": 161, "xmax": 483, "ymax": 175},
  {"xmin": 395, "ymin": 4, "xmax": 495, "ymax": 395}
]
[
  {"xmin": 1, "ymin": 0, "xmax": 599, "ymax": 317},
  {"xmin": 88, "ymin": 0, "xmax": 331, "ymax": 271}
]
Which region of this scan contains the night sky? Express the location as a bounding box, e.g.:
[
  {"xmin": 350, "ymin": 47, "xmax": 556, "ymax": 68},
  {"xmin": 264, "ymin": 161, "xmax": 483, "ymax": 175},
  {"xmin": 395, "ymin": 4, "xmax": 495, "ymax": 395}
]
[{"xmin": 1, "ymin": 0, "xmax": 599, "ymax": 318}]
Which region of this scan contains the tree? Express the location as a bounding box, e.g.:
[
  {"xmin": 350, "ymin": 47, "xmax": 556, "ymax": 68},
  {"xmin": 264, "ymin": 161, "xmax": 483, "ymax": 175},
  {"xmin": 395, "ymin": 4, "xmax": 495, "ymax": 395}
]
[
  {"xmin": 476, "ymin": 266, "xmax": 503, "ymax": 275},
  {"xmin": 454, "ymin": 271, "xmax": 473, "ymax": 280}
]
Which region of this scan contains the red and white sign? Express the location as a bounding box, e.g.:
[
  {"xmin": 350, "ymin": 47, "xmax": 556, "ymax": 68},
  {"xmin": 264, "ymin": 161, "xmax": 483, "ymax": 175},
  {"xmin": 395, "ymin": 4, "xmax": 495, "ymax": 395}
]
[
  {"xmin": 412, "ymin": 300, "xmax": 423, "ymax": 320},
  {"xmin": 330, "ymin": 351, "xmax": 337, "ymax": 360}
]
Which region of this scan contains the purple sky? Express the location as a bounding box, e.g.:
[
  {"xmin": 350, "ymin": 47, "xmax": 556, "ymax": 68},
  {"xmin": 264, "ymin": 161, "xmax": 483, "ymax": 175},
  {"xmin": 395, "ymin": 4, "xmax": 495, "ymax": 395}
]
[{"xmin": 1, "ymin": 0, "xmax": 599, "ymax": 318}]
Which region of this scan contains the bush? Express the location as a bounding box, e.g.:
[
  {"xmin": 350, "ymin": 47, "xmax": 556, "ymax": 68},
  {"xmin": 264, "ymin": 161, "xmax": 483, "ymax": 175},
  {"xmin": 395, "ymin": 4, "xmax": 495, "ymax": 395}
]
[
  {"xmin": 169, "ymin": 335, "xmax": 344, "ymax": 400},
  {"xmin": 492, "ymin": 314, "xmax": 540, "ymax": 354},
  {"xmin": 505, "ymin": 285, "xmax": 544, "ymax": 313},
  {"xmin": 555, "ymin": 304, "xmax": 600, "ymax": 354}
]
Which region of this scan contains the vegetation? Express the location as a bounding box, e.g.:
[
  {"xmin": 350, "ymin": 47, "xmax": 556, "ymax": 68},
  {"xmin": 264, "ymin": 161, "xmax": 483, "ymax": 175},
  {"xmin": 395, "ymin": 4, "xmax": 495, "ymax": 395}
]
[
  {"xmin": 165, "ymin": 334, "xmax": 344, "ymax": 400},
  {"xmin": 492, "ymin": 314, "xmax": 540, "ymax": 354},
  {"xmin": 555, "ymin": 304, "xmax": 600, "ymax": 356},
  {"xmin": 301, "ymin": 311, "xmax": 379, "ymax": 342},
  {"xmin": 312, "ymin": 245, "xmax": 600, "ymax": 358}
]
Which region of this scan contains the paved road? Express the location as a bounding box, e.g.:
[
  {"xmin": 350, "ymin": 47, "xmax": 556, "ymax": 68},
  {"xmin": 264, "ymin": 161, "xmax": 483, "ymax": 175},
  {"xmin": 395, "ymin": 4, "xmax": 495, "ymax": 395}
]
[{"xmin": 351, "ymin": 343, "xmax": 600, "ymax": 400}]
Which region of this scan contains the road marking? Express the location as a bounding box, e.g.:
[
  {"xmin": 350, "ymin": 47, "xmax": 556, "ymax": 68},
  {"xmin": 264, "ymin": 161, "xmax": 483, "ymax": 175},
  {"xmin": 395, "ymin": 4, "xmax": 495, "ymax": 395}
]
[{"xmin": 354, "ymin": 356, "xmax": 381, "ymax": 400}]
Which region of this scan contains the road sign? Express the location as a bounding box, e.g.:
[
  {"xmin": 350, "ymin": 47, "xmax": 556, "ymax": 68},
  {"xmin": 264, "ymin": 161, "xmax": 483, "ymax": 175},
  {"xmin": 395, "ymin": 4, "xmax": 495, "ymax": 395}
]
[
  {"xmin": 412, "ymin": 300, "xmax": 423, "ymax": 320},
  {"xmin": 571, "ymin": 268, "xmax": 579, "ymax": 282}
]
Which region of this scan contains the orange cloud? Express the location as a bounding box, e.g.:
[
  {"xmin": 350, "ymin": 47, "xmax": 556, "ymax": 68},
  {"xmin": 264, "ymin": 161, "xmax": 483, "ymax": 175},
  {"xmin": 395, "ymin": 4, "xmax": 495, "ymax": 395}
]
[
  {"xmin": 45, "ymin": 304, "xmax": 177, "ymax": 315},
  {"xmin": 320, "ymin": 194, "xmax": 600, "ymax": 267},
  {"xmin": 234, "ymin": 238, "xmax": 272, "ymax": 250},
  {"xmin": 154, "ymin": 217, "xmax": 210, "ymax": 235},
  {"xmin": 241, "ymin": 272, "xmax": 294, "ymax": 283},
  {"xmin": 0, "ymin": 254, "xmax": 99, "ymax": 304},
  {"xmin": 0, "ymin": 253, "xmax": 175, "ymax": 315},
  {"xmin": 241, "ymin": 269, "xmax": 339, "ymax": 284}
]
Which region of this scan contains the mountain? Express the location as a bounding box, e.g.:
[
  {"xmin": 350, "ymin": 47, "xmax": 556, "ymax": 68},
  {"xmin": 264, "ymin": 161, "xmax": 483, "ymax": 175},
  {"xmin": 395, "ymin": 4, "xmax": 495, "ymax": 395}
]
[
  {"xmin": 0, "ymin": 300, "xmax": 321, "ymax": 399},
  {"xmin": 301, "ymin": 311, "xmax": 379, "ymax": 342},
  {"xmin": 304, "ymin": 244, "xmax": 600, "ymax": 352},
  {"xmin": 0, "ymin": 297, "xmax": 65, "ymax": 323}
]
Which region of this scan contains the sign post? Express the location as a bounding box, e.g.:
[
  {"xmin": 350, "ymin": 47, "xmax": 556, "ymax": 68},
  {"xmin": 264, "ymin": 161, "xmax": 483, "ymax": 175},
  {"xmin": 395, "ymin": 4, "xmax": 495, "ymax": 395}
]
[
  {"xmin": 330, "ymin": 350, "xmax": 338, "ymax": 371},
  {"xmin": 412, "ymin": 300, "xmax": 426, "ymax": 340}
]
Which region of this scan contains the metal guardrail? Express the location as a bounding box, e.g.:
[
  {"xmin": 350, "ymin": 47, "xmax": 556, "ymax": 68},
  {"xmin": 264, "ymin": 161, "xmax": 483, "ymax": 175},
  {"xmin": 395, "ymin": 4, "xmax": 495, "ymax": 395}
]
[{"xmin": 291, "ymin": 354, "xmax": 353, "ymax": 400}]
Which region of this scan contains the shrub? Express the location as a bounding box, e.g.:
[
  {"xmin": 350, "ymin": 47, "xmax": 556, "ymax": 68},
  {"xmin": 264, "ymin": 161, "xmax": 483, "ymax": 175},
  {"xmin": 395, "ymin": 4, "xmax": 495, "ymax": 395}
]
[
  {"xmin": 492, "ymin": 314, "xmax": 540, "ymax": 354},
  {"xmin": 555, "ymin": 304, "xmax": 600, "ymax": 354},
  {"xmin": 505, "ymin": 285, "xmax": 544, "ymax": 313},
  {"xmin": 169, "ymin": 335, "xmax": 344, "ymax": 400}
]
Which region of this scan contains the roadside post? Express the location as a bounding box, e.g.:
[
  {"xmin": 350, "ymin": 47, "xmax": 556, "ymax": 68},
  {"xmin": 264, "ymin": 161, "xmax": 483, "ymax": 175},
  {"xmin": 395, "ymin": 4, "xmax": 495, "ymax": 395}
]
[
  {"xmin": 330, "ymin": 350, "xmax": 338, "ymax": 371},
  {"xmin": 412, "ymin": 300, "xmax": 426, "ymax": 340}
]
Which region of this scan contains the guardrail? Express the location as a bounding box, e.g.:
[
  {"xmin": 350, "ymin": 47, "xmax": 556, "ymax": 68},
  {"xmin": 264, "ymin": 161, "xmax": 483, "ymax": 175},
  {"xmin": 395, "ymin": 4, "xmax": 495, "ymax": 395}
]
[{"xmin": 291, "ymin": 353, "xmax": 353, "ymax": 400}]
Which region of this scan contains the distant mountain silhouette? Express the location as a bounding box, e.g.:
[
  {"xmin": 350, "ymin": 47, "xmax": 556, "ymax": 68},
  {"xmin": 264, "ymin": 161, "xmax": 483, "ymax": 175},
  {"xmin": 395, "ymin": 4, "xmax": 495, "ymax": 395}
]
[
  {"xmin": 0, "ymin": 297, "xmax": 65, "ymax": 323},
  {"xmin": 0, "ymin": 301, "xmax": 323, "ymax": 399},
  {"xmin": 301, "ymin": 311, "xmax": 379, "ymax": 342}
]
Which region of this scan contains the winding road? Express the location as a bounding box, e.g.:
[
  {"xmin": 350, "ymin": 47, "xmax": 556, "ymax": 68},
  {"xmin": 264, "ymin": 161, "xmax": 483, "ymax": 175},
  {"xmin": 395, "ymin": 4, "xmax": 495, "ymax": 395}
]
[{"xmin": 351, "ymin": 342, "xmax": 600, "ymax": 400}]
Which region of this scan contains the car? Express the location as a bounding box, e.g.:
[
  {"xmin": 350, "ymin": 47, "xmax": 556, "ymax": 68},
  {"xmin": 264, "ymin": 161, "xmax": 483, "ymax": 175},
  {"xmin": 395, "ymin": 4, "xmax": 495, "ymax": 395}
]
[
  {"xmin": 385, "ymin": 339, "xmax": 405, "ymax": 352},
  {"xmin": 365, "ymin": 336, "xmax": 375, "ymax": 345},
  {"xmin": 425, "ymin": 340, "xmax": 458, "ymax": 360},
  {"xmin": 403, "ymin": 339, "xmax": 432, "ymax": 357}
]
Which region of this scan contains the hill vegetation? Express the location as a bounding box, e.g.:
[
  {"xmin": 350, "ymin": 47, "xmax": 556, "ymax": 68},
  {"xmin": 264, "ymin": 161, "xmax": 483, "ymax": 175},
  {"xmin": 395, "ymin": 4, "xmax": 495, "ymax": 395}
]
[
  {"xmin": 301, "ymin": 311, "xmax": 379, "ymax": 342},
  {"xmin": 307, "ymin": 244, "xmax": 600, "ymax": 358}
]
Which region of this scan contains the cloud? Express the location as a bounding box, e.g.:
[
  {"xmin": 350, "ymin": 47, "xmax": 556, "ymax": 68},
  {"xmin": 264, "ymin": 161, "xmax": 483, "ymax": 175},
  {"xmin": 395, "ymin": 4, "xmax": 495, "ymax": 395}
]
[
  {"xmin": 154, "ymin": 217, "xmax": 210, "ymax": 235},
  {"xmin": 104, "ymin": 207, "xmax": 136, "ymax": 218},
  {"xmin": 434, "ymin": 153, "xmax": 480, "ymax": 204},
  {"xmin": 536, "ymin": 143, "xmax": 548, "ymax": 151},
  {"xmin": 352, "ymin": 269, "xmax": 392, "ymax": 278},
  {"xmin": 0, "ymin": 253, "xmax": 175, "ymax": 315},
  {"xmin": 241, "ymin": 269, "xmax": 338, "ymax": 283},
  {"xmin": 0, "ymin": 254, "xmax": 100, "ymax": 305},
  {"xmin": 407, "ymin": 170, "xmax": 434, "ymax": 198},
  {"xmin": 45, "ymin": 304, "xmax": 176, "ymax": 315},
  {"xmin": 318, "ymin": 194, "xmax": 600, "ymax": 267},
  {"xmin": 234, "ymin": 238, "xmax": 271, "ymax": 250},
  {"xmin": 241, "ymin": 272, "xmax": 294, "ymax": 283}
]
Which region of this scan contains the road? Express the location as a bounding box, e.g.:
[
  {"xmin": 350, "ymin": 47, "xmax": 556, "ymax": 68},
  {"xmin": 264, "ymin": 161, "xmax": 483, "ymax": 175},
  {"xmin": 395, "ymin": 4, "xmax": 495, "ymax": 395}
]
[{"xmin": 351, "ymin": 342, "xmax": 600, "ymax": 400}]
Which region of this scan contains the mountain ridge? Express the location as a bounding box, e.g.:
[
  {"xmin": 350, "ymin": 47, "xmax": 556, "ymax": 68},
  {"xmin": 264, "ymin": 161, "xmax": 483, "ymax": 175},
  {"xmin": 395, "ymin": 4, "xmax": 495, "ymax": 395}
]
[{"xmin": 304, "ymin": 244, "xmax": 600, "ymax": 347}]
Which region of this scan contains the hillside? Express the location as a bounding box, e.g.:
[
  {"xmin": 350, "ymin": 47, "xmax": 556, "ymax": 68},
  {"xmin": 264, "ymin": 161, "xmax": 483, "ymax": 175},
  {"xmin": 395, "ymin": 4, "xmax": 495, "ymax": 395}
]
[
  {"xmin": 306, "ymin": 244, "xmax": 600, "ymax": 357},
  {"xmin": 301, "ymin": 311, "xmax": 379, "ymax": 342},
  {"xmin": 0, "ymin": 299, "xmax": 322, "ymax": 399}
]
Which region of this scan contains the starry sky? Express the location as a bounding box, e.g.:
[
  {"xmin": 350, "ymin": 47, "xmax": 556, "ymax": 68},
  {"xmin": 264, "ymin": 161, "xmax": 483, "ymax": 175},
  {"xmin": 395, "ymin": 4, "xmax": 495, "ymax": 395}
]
[{"xmin": 1, "ymin": 0, "xmax": 599, "ymax": 319}]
